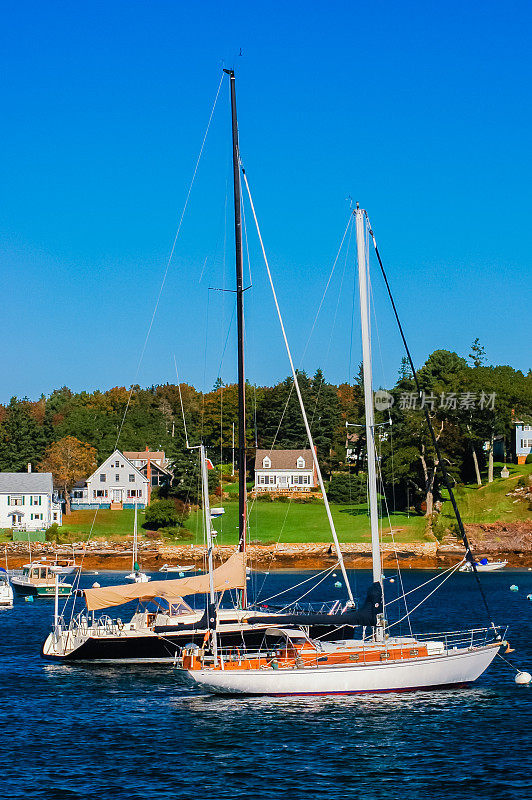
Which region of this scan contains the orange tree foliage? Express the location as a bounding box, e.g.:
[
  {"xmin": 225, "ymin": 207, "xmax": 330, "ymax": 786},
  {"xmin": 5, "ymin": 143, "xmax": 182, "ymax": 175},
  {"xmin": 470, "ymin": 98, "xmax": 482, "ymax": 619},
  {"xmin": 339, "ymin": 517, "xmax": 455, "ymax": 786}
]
[{"xmin": 40, "ymin": 436, "xmax": 97, "ymax": 513}]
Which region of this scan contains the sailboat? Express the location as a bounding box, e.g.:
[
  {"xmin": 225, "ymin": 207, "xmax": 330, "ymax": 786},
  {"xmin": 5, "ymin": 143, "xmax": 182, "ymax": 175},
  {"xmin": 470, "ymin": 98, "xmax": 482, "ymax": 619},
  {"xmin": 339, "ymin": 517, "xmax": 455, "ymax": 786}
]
[
  {"xmin": 125, "ymin": 504, "xmax": 150, "ymax": 583},
  {"xmin": 179, "ymin": 73, "xmax": 506, "ymax": 695}
]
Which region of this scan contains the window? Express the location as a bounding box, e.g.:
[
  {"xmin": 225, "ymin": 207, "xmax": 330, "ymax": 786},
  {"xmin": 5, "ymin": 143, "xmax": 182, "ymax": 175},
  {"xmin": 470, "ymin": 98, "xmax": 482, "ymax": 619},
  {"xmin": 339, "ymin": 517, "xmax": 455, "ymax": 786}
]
[
  {"xmin": 129, "ymin": 474, "xmax": 135, "ymax": 482},
  {"xmin": 115, "ymin": 474, "xmax": 120, "ymax": 482},
  {"xmin": 262, "ymin": 457, "xmax": 271, "ymax": 468},
  {"xmin": 128, "ymin": 489, "xmax": 142, "ymax": 498},
  {"xmin": 9, "ymin": 496, "xmax": 23, "ymax": 506},
  {"xmin": 53, "ymin": 513, "xmax": 58, "ymax": 521},
  {"xmin": 95, "ymin": 489, "xmax": 106, "ymax": 498},
  {"xmin": 100, "ymin": 474, "xmax": 106, "ymax": 482},
  {"xmin": 523, "ymin": 425, "xmax": 532, "ymax": 431},
  {"xmin": 115, "ymin": 460, "xmax": 120, "ymax": 467},
  {"xmin": 297, "ymin": 457, "xmax": 305, "ymax": 468}
]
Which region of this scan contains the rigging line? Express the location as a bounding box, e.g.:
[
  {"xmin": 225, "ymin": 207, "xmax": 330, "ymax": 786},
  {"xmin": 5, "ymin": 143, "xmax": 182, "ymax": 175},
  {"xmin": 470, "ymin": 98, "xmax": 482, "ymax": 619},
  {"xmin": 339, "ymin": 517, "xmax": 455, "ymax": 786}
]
[
  {"xmin": 280, "ymin": 565, "xmax": 340, "ymax": 611},
  {"xmin": 242, "ymin": 168, "xmax": 354, "ymax": 604},
  {"xmin": 372, "ymin": 424, "xmax": 412, "ymax": 636},
  {"xmin": 365, "ymin": 212, "xmax": 495, "ymax": 627},
  {"xmin": 385, "ymin": 558, "xmax": 465, "ymax": 607},
  {"xmin": 253, "ymin": 497, "xmax": 296, "ymax": 602},
  {"xmin": 114, "ymin": 71, "xmax": 224, "ymax": 449},
  {"xmin": 387, "ymin": 562, "xmax": 463, "ymax": 629},
  {"xmin": 174, "ymin": 356, "xmax": 190, "ymax": 448},
  {"xmin": 258, "ymin": 562, "xmax": 339, "ymax": 604}
]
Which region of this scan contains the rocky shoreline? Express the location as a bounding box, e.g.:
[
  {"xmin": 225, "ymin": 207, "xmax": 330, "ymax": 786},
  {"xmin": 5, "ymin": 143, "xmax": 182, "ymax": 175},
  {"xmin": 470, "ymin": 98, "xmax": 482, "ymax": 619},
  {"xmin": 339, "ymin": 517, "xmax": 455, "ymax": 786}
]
[{"xmin": 3, "ymin": 520, "xmax": 532, "ymax": 571}]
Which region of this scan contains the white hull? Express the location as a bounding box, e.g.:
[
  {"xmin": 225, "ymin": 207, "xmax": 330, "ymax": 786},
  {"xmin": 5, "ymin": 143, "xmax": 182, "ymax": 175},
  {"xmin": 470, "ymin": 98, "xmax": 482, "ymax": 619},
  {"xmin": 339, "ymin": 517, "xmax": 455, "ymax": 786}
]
[
  {"xmin": 183, "ymin": 645, "xmax": 499, "ymax": 696},
  {"xmin": 459, "ymin": 561, "xmax": 508, "ymax": 572},
  {"xmin": 0, "ymin": 585, "xmax": 13, "ymax": 606},
  {"xmin": 125, "ymin": 573, "xmax": 150, "ymax": 583}
]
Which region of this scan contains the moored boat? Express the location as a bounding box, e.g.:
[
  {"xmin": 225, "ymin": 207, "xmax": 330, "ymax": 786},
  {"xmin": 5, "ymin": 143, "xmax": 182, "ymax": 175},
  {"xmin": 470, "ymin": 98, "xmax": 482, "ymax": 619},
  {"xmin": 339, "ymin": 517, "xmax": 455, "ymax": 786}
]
[
  {"xmin": 0, "ymin": 567, "xmax": 13, "ymax": 607},
  {"xmin": 11, "ymin": 562, "xmax": 71, "ymax": 598},
  {"xmin": 459, "ymin": 559, "xmax": 508, "ymax": 572}
]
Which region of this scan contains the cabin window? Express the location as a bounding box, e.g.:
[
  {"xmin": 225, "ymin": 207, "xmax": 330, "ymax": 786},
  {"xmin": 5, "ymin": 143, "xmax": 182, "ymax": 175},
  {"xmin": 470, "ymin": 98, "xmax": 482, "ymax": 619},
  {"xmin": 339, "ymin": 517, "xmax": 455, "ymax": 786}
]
[
  {"xmin": 129, "ymin": 474, "xmax": 135, "ymax": 482},
  {"xmin": 297, "ymin": 457, "xmax": 305, "ymax": 468},
  {"xmin": 100, "ymin": 474, "xmax": 106, "ymax": 482},
  {"xmin": 262, "ymin": 457, "xmax": 271, "ymax": 468}
]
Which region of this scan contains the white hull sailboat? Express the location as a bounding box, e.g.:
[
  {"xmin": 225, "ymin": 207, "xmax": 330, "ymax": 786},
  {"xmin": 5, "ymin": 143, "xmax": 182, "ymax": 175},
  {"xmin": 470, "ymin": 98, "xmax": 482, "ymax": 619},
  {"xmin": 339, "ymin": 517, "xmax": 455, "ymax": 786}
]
[{"xmin": 181, "ymin": 73, "xmax": 505, "ymax": 696}]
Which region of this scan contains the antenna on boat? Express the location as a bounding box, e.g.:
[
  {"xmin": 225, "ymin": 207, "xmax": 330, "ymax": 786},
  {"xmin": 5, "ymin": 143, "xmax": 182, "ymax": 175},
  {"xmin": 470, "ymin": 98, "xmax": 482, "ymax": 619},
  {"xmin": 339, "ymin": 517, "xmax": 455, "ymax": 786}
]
[{"xmin": 224, "ymin": 68, "xmax": 248, "ymax": 608}]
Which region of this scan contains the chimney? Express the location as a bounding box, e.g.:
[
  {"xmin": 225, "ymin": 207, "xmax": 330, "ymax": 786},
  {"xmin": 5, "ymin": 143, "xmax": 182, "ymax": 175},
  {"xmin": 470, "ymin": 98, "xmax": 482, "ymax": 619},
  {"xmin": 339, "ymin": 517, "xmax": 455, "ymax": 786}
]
[{"xmin": 27, "ymin": 463, "xmax": 32, "ymax": 473}]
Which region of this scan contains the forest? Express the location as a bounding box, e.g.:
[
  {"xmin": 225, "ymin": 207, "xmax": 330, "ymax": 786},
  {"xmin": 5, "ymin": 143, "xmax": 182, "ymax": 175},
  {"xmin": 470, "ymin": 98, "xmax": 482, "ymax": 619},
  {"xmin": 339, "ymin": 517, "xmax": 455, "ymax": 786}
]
[{"xmin": 0, "ymin": 341, "xmax": 530, "ymax": 515}]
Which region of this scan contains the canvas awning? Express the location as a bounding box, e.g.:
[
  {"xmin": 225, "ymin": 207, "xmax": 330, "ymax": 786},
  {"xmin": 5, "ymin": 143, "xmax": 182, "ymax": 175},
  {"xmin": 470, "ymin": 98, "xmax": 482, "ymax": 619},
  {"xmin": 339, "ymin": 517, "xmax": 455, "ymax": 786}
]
[{"xmin": 83, "ymin": 551, "xmax": 246, "ymax": 612}]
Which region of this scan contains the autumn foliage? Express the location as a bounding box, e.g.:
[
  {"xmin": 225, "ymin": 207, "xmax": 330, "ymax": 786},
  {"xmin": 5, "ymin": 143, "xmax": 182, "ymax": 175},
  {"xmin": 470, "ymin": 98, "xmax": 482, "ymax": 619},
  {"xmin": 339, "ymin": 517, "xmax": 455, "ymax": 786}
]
[{"xmin": 41, "ymin": 436, "xmax": 97, "ymax": 514}]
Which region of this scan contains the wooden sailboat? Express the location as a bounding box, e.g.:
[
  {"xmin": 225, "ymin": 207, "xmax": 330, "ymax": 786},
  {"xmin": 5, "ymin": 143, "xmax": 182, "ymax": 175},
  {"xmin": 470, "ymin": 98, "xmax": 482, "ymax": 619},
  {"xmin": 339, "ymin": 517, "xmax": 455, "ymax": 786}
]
[{"xmin": 179, "ymin": 77, "xmax": 506, "ymax": 692}]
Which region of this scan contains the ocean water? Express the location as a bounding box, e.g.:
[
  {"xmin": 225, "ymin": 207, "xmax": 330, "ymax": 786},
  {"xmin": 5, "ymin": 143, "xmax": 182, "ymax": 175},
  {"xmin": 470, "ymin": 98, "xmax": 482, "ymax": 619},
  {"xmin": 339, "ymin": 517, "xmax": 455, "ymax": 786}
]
[{"xmin": 2, "ymin": 568, "xmax": 531, "ymax": 800}]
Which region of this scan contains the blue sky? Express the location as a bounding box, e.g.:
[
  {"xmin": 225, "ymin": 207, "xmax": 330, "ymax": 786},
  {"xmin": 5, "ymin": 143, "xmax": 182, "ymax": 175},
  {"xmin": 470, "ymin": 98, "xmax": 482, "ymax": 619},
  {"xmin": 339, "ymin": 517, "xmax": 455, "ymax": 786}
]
[{"xmin": 1, "ymin": 0, "xmax": 531, "ymax": 403}]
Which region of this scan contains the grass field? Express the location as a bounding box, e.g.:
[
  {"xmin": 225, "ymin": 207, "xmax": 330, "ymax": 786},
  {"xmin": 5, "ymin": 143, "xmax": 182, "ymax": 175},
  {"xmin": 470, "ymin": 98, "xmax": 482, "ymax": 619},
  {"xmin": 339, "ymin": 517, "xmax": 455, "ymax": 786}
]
[{"xmin": 439, "ymin": 461, "xmax": 532, "ymax": 527}]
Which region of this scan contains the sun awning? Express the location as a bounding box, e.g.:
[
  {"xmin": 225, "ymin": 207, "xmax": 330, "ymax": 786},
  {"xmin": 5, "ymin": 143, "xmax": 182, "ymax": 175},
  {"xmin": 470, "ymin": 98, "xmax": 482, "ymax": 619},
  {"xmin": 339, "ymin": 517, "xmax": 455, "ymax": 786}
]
[{"xmin": 83, "ymin": 551, "xmax": 246, "ymax": 612}]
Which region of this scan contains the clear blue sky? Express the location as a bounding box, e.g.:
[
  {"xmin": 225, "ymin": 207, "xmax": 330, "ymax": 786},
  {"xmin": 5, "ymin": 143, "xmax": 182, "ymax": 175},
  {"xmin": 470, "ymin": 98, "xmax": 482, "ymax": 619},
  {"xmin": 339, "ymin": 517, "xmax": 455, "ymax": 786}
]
[{"xmin": 1, "ymin": 0, "xmax": 531, "ymax": 403}]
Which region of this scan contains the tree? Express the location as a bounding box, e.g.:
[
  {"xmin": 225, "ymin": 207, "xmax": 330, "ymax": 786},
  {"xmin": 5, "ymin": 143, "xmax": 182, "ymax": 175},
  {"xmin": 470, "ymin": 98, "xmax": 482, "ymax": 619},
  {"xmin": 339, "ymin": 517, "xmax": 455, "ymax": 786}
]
[
  {"xmin": 0, "ymin": 397, "xmax": 46, "ymax": 471},
  {"xmin": 468, "ymin": 338, "xmax": 486, "ymax": 368},
  {"xmin": 40, "ymin": 436, "xmax": 97, "ymax": 514},
  {"xmin": 144, "ymin": 499, "xmax": 180, "ymax": 530}
]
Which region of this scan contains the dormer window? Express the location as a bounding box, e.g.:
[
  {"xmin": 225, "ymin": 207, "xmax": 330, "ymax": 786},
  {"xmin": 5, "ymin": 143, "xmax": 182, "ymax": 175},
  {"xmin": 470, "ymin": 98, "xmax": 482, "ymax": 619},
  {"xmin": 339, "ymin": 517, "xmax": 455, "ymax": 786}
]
[
  {"xmin": 297, "ymin": 457, "xmax": 305, "ymax": 468},
  {"xmin": 262, "ymin": 457, "xmax": 271, "ymax": 469}
]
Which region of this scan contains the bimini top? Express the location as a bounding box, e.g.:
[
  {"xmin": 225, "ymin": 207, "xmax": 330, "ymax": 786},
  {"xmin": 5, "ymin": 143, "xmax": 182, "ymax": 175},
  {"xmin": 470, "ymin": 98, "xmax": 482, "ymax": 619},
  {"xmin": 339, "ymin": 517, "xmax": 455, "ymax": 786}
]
[{"xmin": 83, "ymin": 551, "xmax": 246, "ymax": 612}]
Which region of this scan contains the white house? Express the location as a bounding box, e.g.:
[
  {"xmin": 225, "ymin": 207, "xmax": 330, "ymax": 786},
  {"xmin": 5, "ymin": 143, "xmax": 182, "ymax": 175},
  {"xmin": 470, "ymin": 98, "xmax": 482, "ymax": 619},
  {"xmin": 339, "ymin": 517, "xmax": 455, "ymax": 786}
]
[
  {"xmin": 254, "ymin": 449, "xmax": 317, "ymax": 494},
  {"xmin": 71, "ymin": 449, "xmax": 149, "ymax": 510},
  {"xmin": 0, "ymin": 472, "xmax": 62, "ymax": 531},
  {"xmin": 514, "ymin": 420, "xmax": 532, "ymax": 464}
]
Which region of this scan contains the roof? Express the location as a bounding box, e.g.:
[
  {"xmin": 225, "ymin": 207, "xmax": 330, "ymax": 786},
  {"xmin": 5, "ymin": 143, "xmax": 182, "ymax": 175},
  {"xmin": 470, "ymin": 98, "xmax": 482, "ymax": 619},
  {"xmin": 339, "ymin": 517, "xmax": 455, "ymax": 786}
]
[
  {"xmin": 124, "ymin": 451, "xmax": 166, "ymax": 463},
  {"xmin": 73, "ymin": 480, "xmax": 87, "ymax": 488},
  {"xmin": 0, "ymin": 472, "xmax": 54, "ymax": 494},
  {"xmin": 254, "ymin": 449, "xmax": 315, "ymax": 470}
]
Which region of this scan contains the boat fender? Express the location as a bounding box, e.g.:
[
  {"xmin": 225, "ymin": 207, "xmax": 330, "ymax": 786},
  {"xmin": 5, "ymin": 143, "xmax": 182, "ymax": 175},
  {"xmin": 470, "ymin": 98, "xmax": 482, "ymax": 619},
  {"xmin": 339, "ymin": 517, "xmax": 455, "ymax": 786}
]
[
  {"xmin": 178, "ymin": 572, "xmax": 185, "ymax": 578},
  {"xmin": 510, "ymin": 585, "xmax": 519, "ymax": 592},
  {"xmin": 270, "ymin": 659, "xmax": 279, "ymax": 670},
  {"xmin": 527, "ymin": 594, "xmax": 532, "ymax": 601},
  {"xmin": 334, "ymin": 581, "xmax": 342, "ymax": 588},
  {"xmin": 25, "ymin": 595, "xmax": 34, "ymax": 603},
  {"xmin": 92, "ymin": 582, "xmax": 100, "ymax": 589},
  {"xmin": 117, "ymin": 619, "xmax": 124, "ymax": 631},
  {"xmin": 515, "ymin": 671, "xmax": 532, "ymax": 685}
]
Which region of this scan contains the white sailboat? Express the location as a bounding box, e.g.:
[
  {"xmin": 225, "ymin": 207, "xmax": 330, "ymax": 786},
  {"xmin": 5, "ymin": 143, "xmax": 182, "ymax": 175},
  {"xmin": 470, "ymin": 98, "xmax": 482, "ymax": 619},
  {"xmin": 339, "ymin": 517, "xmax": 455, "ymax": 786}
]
[
  {"xmin": 180, "ymin": 88, "xmax": 506, "ymax": 693},
  {"xmin": 125, "ymin": 504, "xmax": 150, "ymax": 583}
]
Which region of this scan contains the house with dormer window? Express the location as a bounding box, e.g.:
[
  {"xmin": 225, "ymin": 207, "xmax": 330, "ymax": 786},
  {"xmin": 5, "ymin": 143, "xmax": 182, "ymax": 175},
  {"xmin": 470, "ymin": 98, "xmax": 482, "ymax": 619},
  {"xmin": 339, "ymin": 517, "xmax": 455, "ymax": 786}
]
[
  {"xmin": 70, "ymin": 449, "xmax": 149, "ymax": 510},
  {"xmin": 253, "ymin": 449, "xmax": 317, "ymax": 494}
]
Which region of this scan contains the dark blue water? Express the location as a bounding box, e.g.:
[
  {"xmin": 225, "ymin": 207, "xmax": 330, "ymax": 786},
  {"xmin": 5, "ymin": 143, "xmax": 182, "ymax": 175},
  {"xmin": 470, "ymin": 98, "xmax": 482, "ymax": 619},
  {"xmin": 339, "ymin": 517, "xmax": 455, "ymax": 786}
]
[{"xmin": 2, "ymin": 568, "xmax": 531, "ymax": 799}]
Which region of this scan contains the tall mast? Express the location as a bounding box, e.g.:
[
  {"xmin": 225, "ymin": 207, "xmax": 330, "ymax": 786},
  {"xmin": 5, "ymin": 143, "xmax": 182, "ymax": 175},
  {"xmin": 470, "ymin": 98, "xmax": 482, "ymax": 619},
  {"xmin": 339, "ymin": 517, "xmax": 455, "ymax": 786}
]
[
  {"xmin": 224, "ymin": 68, "xmax": 247, "ymax": 607},
  {"xmin": 355, "ymin": 207, "xmax": 382, "ymax": 588},
  {"xmin": 200, "ymin": 444, "xmax": 218, "ymax": 664}
]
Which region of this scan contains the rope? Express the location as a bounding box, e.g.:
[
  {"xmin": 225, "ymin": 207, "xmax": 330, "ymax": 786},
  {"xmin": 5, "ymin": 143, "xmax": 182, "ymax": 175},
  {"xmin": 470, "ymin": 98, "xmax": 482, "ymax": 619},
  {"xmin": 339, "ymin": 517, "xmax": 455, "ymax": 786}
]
[
  {"xmin": 387, "ymin": 561, "xmax": 463, "ymax": 629},
  {"xmin": 365, "ymin": 211, "xmax": 495, "ymax": 627},
  {"xmin": 241, "ymin": 167, "xmax": 354, "ymax": 604},
  {"xmin": 258, "ymin": 562, "xmax": 339, "ymax": 605}
]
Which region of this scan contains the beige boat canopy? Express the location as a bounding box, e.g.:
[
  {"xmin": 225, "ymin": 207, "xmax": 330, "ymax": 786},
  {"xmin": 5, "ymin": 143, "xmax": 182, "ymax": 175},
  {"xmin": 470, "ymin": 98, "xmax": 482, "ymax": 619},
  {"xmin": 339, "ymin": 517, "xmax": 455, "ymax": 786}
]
[{"xmin": 83, "ymin": 551, "xmax": 246, "ymax": 612}]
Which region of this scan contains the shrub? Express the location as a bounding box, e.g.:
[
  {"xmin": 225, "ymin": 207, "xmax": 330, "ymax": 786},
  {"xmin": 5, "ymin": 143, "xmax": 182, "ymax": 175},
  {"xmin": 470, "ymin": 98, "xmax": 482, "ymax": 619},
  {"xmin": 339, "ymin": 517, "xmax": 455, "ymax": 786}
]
[
  {"xmin": 255, "ymin": 492, "xmax": 273, "ymax": 502},
  {"xmin": 162, "ymin": 526, "xmax": 194, "ymax": 541},
  {"xmin": 144, "ymin": 500, "xmax": 180, "ymax": 530},
  {"xmin": 45, "ymin": 523, "xmax": 61, "ymax": 542},
  {"xmin": 277, "ymin": 495, "xmax": 291, "ymax": 503},
  {"xmin": 526, "ymin": 454, "xmax": 532, "ymax": 464}
]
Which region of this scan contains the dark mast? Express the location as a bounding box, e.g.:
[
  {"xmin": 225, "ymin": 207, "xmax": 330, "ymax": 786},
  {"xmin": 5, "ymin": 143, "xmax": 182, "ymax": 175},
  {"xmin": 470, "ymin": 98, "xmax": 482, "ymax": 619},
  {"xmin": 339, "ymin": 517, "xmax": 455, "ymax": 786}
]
[{"xmin": 224, "ymin": 69, "xmax": 247, "ymax": 605}]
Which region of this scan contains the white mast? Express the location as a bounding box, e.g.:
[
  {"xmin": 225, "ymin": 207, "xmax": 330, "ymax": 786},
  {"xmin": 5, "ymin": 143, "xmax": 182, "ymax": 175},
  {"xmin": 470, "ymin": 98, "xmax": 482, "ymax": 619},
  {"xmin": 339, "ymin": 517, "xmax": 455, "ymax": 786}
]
[
  {"xmin": 132, "ymin": 502, "xmax": 138, "ymax": 574},
  {"xmin": 355, "ymin": 207, "xmax": 382, "ymax": 587},
  {"xmin": 200, "ymin": 444, "xmax": 218, "ymax": 664}
]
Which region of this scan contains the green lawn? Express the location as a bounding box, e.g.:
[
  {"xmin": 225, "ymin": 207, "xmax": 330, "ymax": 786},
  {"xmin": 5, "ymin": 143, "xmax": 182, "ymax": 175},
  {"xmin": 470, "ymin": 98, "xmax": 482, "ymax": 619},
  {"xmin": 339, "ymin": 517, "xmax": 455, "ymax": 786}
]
[
  {"xmin": 187, "ymin": 499, "xmax": 428, "ymax": 546},
  {"xmin": 440, "ymin": 461, "xmax": 532, "ymax": 527},
  {"xmin": 59, "ymin": 508, "xmax": 143, "ymax": 539}
]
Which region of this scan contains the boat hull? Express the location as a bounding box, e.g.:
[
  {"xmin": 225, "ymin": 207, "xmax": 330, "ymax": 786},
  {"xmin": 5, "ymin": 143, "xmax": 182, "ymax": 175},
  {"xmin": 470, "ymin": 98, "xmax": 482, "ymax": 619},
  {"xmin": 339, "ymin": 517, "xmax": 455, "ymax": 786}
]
[
  {"xmin": 183, "ymin": 644, "xmax": 500, "ymax": 696},
  {"xmin": 11, "ymin": 580, "xmax": 71, "ymax": 598}
]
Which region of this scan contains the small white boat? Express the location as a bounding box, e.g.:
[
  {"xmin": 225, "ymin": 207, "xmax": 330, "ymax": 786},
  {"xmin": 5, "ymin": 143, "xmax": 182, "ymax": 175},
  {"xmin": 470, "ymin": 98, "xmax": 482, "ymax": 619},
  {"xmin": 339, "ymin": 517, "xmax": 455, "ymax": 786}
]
[
  {"xmin": 0, "ymin": 567, "xmax": 13, "ymax": 607},
  {"xmin": 459, "ymin": 559, "xmax": 508, "ymax": 573},
  {"xmin": 159, "ymin": 564, "xmax": 194, "ymax": 573},
  {"xmin": 125, "ymin": 503, "xmax": 150, "ymax": 584}
]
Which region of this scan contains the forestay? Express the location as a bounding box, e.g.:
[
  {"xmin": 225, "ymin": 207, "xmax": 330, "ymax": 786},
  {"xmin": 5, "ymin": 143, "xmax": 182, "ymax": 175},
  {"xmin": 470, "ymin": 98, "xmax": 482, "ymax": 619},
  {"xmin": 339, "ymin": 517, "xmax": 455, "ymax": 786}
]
[{"xmin": 83, "ymin": 551, "xmax": 246, "ymax": 612}]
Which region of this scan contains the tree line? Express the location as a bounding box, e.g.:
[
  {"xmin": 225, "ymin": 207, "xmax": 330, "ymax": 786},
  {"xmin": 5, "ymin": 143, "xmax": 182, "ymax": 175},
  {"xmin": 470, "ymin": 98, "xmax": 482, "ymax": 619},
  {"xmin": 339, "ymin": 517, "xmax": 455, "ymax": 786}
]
[{"xmin": 0, "ymin": 340, "xmax": 530, "ymax": 515}]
